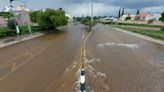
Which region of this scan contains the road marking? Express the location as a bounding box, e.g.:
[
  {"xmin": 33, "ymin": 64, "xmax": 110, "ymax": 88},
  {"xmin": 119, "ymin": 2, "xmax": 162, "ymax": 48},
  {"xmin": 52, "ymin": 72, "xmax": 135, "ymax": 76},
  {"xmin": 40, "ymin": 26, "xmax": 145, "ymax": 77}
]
[
  {"xmin": 0, "ymin": 48, "xmax": 45, "ymax": 81},
  {"xmin": 79, "ymin": 30, "xmax": 93, "ymax": 92},
  {"xmin": 11, "ymin": 63, "xmax": 16, "ymax": 72},
  {"xmin": 0, "ymin": 46, "xmax": 44, "ymax": 69}
]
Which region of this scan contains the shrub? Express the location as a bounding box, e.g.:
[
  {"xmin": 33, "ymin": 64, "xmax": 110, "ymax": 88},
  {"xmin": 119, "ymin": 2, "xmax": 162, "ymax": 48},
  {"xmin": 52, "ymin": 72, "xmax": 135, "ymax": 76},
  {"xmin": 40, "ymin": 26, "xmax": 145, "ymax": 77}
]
[
  {"xmin": 7, "ymin": 19, "xmax": 17, "ymax": 29},
  {"xmin": 148, "ymin": 19, "xmax": 154, "ymax": 24},
  {"xmin": 0, "ymin": 27, "xmax": 16, "ymax": 38},
  {"xmin": 161, "ymin": 27, "xmax": 164, "ymax": 31},
  {"xmin": 29, "ymin": 11, "xmax": 40, "ymax": 23},
  {"xmin": 159, "ymin": 12, "xmax": 164, "ymax": 22},
  {"xmin": 37, "ymin": 11, "xmax": 53, "ymax": 29},
  {"xmin": 36, "ymin": 9, "xmax": 68, "ymax": 29},
  {"xmin": 125, "ymin": 16, "xmax": 131, "ymax": 20},
  {"xmin": 81, "ymin": 16, "xmax": 92, "ymax": 26},
  {"xmin": 0, "ymin": 12, "xmax": 13, "ymax": 18}
]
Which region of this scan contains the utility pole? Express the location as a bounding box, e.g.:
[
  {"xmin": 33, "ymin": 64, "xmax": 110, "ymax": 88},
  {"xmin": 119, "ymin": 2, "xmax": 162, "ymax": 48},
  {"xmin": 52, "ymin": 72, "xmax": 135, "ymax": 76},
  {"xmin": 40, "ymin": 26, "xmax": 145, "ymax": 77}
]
[
  {"xmin": 91, "ymin": 0, "xmax": 93, "ymax": 29},
  {"xmin": 22, "ymin": 0, "xmax": 32, "ymax": 36},
  {"xmin": 10, "ymin": 0, "xmax": 20, "ymax": 38}
]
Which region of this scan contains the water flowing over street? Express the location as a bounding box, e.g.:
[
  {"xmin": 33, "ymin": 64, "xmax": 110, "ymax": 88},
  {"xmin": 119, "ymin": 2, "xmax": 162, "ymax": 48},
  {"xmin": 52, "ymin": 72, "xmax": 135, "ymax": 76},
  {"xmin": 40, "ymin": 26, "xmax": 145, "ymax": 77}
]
[{"xmin": 0, "ymin": 24, "xmax": 164, "ymax": 92}]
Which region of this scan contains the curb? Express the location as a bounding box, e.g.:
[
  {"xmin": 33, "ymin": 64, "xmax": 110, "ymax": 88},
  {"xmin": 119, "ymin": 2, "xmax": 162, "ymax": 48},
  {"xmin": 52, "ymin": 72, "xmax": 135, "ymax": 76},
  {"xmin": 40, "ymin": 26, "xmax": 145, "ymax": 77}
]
[
  {"xmin": 114, "ymin": 28, "xmax": 164, "ymax": 46},
  {"xmin": 0, "ymin": 33, "xmax": 45, "ymax": 49},
  {"xmin": 0, "ymin": 26, "xmax": 68, "ymax": 49}
]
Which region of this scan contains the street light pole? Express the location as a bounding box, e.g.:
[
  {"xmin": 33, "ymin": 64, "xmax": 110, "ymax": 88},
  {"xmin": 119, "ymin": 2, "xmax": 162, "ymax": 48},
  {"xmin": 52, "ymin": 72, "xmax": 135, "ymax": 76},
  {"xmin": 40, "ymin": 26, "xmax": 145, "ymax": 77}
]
[
  {"xmin": 91, "ymin": 0, "xmax": 93, "ymax": 29},
  {"xmin": 10, "ymin": 0, "xmax": 20, "ymax": 38},
  {"xmin": 22, "ymin": 0, "xmax": 32, "ymax": 36}
]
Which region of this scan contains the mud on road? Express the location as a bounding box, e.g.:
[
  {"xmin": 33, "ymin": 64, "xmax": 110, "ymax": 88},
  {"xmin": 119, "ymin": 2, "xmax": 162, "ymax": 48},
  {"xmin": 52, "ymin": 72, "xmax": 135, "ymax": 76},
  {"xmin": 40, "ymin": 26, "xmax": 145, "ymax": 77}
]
[
  {"xmin": 0, "ymin": 24, "xmax": 164, "ymax": 92},
  {"xmin": 85, "ymin": 24, "xmax": 164, "ymax": 92}
]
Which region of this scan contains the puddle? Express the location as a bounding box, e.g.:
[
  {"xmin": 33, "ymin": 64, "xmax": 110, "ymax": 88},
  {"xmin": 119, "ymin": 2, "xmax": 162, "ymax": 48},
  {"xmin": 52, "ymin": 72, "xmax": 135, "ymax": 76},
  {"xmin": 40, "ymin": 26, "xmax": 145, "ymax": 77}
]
[{"xmin": 97, "ymin": 43, "xmax": 140, "ymax": 50}]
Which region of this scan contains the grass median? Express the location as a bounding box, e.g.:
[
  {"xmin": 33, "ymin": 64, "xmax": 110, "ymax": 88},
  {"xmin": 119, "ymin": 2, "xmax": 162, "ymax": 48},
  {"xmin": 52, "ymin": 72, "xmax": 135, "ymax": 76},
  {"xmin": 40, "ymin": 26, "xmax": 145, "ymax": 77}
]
[{"xmin": 111, "ymin": 25, "xmax": 164, "ymax": 40}]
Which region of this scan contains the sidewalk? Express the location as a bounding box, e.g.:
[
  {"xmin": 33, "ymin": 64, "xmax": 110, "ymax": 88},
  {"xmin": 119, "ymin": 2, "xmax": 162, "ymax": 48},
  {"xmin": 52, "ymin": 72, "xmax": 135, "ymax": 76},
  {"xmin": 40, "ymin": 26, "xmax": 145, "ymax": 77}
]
[
  {"xmin": 0, "ymin": 32, "xmax": 45, "ymax": 49},
  {"xmin": 0, "ymin": 25, "xmax": 69, "ymax": 49}
]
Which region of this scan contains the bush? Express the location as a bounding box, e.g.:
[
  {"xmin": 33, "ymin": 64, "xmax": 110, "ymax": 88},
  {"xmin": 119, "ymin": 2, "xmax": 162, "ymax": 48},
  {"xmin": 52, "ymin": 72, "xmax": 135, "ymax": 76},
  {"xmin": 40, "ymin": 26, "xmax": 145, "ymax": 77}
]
[
  {"xmin": 159, "ymin": 12, "xmax": 164, "ymax": 22},
  {"xmin": 37, "ymin": 11, "xmax": 53, "ymax": 29},
  {"xmin": 161, "ymin": 27, "xmax": 164, "ymax": 31},
  {"xmin": 19, "ymin": 26, "xmax": 43, "ymax": 35},
  {"xmin": 35, "ymin": 9, "xmax": 68, "ymax": 29},
  {"xmin": 0, "ymin": 12, "xmax": 13, "ymax": 18},
  {"xmin": 29, "ymin": 11, "xmax": 40, "ymax": 23},
  {"xmin": 148, "ymin": 19, "xmax": 154, "ymax": 24},
  {"xmin": 81, "ymin": 16, "xmax": 92, "ymax": 26},
  {"xmin": 125, "ymin": 16, "xmax": 131, "ymax": 20},
  {"xmin": 7, "ymin": 19, "xmax": 17, "ymax": 29},
  {"xmin": 0, "ymin": 27, "xmax": 16, "ymax": 38}
]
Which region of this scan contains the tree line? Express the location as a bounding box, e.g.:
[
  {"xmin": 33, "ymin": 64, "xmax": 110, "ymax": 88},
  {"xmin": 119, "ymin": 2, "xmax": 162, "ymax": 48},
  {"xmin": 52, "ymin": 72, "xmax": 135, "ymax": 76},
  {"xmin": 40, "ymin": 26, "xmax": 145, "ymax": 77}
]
[{"xmin": 29, "ymin": 8, "xmax": 68, "ymax": 29}]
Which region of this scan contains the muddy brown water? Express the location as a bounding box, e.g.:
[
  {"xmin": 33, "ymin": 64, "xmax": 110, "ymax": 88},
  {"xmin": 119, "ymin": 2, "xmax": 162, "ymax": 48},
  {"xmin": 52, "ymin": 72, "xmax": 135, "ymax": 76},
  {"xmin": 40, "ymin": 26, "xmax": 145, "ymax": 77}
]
[
  {"xmin": 86, "ymin": 24, "xmax": 164, "ymax": 92},
  {"xmin": 0, "ymin": 24, "xmax": 164, "ymax": 92}
]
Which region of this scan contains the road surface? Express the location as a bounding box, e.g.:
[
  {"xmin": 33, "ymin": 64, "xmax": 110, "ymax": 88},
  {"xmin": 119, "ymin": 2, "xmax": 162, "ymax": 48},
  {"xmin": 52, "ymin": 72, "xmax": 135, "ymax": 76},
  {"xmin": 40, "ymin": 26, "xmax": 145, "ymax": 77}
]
[
  {"xmin": 0, "ymin": 24, "xmax": 164, "ymax": 92},
  {"xmin": 85, "ymin": 24, "xmax": 164, "ymax": 92},
  {"xmin": 0, "ymin": 24, "xmax": 84, "ymax": 92}
]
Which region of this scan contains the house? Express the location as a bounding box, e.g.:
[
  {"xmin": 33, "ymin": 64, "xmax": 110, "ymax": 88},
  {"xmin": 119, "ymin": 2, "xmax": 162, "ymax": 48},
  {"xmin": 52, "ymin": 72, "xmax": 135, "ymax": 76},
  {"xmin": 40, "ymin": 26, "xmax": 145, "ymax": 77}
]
[
  {"xmin": 145, "ymin": 14, "xmax": 161, "ymax": 20},
  {"xmin": 99, "ymin": 16, "xmax": 118, "ymax": 23},
  {"xmin": 135, "ymin": 12, "xmax": 161, "ymax": 21},
  {"xmin": 15, "ymin": 11, "xmax": 30, "ymax": 24},
  {"xmin": 120, "ymin": 14, "xmax": 136, "ymax": 20}
]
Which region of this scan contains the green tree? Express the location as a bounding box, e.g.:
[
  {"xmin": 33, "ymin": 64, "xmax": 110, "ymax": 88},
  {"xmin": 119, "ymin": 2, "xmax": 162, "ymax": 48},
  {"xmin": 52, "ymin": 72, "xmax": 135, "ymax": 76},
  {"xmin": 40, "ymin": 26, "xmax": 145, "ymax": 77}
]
[
  {"xmin": 81, "ymin": 16, "xmax": 91, "ymax": 26},
  {"xmin": 7, "ymin": 19, "xmax": 17, "ymax": 29},
  {"xmin": 37, "ymin": 11, "xmax": 52, "ymax": 29},
  {"xmin": 159, "ymin": 12, "xmax": 164, "ymax": 22},
  {"xmin": 36, "ymin": 9, "xmax": 68, "ymax": 29},
  {"xmin": 125, "ymin": 16, "xmax": 131, "ymax": 20},
  {"xmin": 29, "ymin": 10, "xmax": 40, "ymax": 23},
  {"xmin": 121, "ymin": 8, "xmax": 124, "ymax": 15},
  {"xmin": 118, "ymin": 8, "xmax": 121, "ymax": 19},
  {"xmin": 159, "ymin": 12, "xmax": 164, "ymax": 31},
  {"xmin": 0, "ymin": 12, "xmax": 13, "ymax": 18},
  {"xmin": 136, "ymin": 9, "xmax": 140, "ymax": 15}
]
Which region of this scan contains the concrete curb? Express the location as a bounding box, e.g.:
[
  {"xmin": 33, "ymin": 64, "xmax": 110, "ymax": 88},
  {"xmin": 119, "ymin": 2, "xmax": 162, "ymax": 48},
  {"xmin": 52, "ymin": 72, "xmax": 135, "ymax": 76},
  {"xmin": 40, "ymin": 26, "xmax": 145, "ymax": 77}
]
[
  {"xmin": 0, "ymin": 32, "xmax": 45, "ymax": 49},
  {"xmin": 114, "ymin": 28, "xmax": 164, "ymax": 46},
  {"xmin": 0, "ymin": 25, "xmax": 69, "ymax": 49}
]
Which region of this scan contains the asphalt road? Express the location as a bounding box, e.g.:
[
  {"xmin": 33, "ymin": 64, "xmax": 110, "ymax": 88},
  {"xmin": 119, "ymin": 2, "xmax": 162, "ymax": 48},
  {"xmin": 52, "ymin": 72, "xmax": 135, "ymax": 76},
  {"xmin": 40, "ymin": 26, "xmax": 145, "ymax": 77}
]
[
  {"xmin": 0, "ymin": 24, "xmax": 164, "ymax": 92},
  {"xmin": 0, "ymin": 24, "xmax": 84, "ymax": 92},
  {"xmin": 86, "ymin": 24, "xmax": 164, "ymax": 92}
]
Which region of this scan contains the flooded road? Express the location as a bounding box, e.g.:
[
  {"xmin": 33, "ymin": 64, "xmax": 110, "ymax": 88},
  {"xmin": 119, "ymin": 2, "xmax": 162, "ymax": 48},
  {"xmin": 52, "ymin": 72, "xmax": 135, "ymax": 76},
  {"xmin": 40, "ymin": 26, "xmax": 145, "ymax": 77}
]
[
  {"xmin": 0, "ymin": 24, "xmax": 84, "ymax": 92},
  {"xmin": 85, "ymin": 24, "xmax": 164, "ymax": 92},
  {"xmin": 0, "ymin": 23, "xmax": 164, "ymax": 92}
]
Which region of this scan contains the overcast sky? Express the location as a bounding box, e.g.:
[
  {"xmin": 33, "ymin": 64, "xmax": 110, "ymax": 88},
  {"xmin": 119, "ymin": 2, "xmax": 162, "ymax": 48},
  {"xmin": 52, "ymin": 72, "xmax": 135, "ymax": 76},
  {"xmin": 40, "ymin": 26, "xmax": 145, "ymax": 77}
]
[{"xmin": 0, "ymin": 0, "xmax": 164, "ymax": 16}]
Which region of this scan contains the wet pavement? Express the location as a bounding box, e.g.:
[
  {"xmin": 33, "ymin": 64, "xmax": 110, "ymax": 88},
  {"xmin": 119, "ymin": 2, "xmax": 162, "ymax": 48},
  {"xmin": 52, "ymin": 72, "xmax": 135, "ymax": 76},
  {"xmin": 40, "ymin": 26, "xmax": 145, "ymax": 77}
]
[
  {"xmin": 85, "ymin": 24, "xmax": 164, "ymax": 92},
  {"xmin": 0, "ymin": 24, "xmax": 84, "ymax": 92},
  {"xmin": 0, "ymin": 23, "xmax": 164, "ymax": 92}
]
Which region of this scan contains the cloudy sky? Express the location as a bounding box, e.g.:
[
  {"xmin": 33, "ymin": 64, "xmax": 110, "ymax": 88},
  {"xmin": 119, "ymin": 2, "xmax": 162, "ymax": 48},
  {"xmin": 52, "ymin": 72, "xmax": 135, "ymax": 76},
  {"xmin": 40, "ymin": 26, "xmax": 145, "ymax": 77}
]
[{"xmin": 0, "ymin": 0, "xmax": 164, "ymax": 16}]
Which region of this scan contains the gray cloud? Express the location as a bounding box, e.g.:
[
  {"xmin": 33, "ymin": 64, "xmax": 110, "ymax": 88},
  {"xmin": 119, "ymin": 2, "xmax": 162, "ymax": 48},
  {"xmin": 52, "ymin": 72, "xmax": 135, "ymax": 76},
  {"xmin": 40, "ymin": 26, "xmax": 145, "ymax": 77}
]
[{"xmin": 0, "ymin": 0, "xmax": 163, "ymax": 16}]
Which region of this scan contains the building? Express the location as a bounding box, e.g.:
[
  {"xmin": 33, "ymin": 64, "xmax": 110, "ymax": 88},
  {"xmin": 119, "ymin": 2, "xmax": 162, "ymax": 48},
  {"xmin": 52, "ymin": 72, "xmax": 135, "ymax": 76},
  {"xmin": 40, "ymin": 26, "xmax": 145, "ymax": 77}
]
[
  {"xmin": 99, "ymin": 16, "xmax": 117, "ymax": 23},
  {"xmin": 145, "ymin": 14, "xmax": 161, "ymax": 20},
  {"xmin": 65, "ymin": 13, "xmax": 73, "ymax": 23},
  {"xmin": 0, "ymin": 17, "xmax": 7, "ymax": 26},
  {"xmin": 135, "ymin": 12, "xmax": 161, "ymax": 21},
  {"xmin": 135, "ymin": 12, "xmax": 152, "ymax": 20},
  {"xmin": 14, "ymin": 11, "xmax": 30, "ymax": 24},
  {"xmin": 0, "ymin": 5, "xmax": 31, "ymax": 26},
  {"xmin": 120, "ymin": 14, "xmax": 136, "ymax": 20}
]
